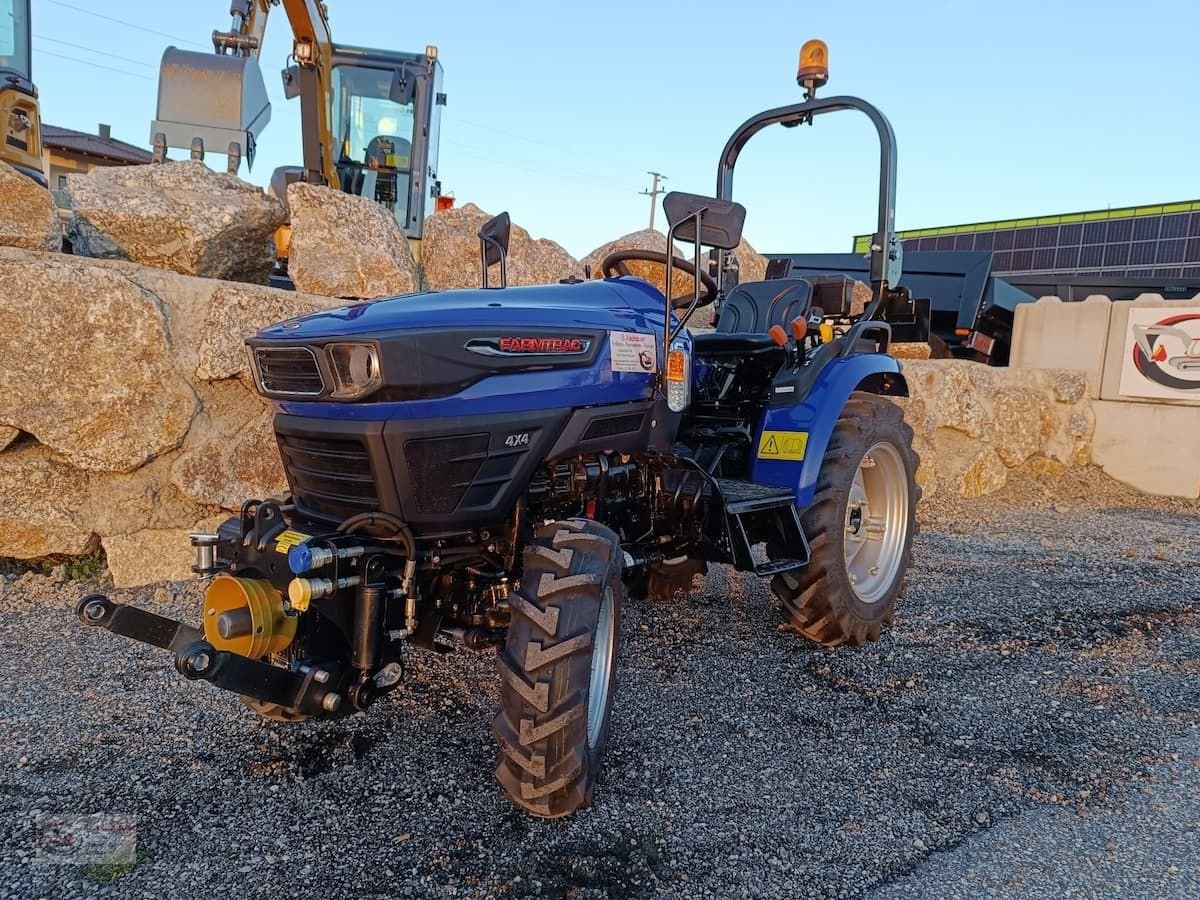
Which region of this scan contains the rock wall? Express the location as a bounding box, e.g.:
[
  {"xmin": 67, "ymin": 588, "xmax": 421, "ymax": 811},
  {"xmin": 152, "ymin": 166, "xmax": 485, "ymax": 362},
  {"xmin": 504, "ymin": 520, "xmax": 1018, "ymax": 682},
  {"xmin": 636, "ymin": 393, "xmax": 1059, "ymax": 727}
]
[
  {"xmin": 422, "ymin": 203, "xmax": 581, "ymax": 290},
  {"xmin": 66, "ymin": 161, "xmax": 286, "ymax": 284},
  {"xmin": 0, "ymin": 247, "xmax": 345, "ymax": 584},
  {"xmin": 286, "ymin": 182, "xmax": 419, "ymax": 299},
  {"xmin": 893, "ymin": 360, "xmax": 1094, "ymax": 500},
  {"xmin": 0, "ymin": 163, "xmax": 61, "ymax": 253}
]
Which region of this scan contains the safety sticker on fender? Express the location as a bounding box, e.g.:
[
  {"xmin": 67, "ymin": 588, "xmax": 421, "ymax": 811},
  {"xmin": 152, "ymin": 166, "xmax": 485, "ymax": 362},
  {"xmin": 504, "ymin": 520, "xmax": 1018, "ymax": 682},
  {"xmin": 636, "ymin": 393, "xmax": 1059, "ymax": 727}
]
[
  {"xmin": 274, "ymin": 529, "xmax": 311, "ymax": 555},
  {"xmin": 609, "ymin": 332, "xmax": 657, "ymax": 373},
  {"xmin": 757, "ymin": 430, "xmax": 808, "ymax": 461}
]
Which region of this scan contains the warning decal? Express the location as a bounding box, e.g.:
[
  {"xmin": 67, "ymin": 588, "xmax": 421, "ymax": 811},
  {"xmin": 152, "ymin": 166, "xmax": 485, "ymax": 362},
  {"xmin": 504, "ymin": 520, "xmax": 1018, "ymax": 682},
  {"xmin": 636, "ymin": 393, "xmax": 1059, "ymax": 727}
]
[
  {"xmin": 274, "ymin": 529, "xmax": 311, "ymax": 555},
  {"xmin": 757, "ymin": 430, "xmax": 808, "ymax": 461},
  {"xmin": 609, "ymin": 331, "xmax": 658, "ymax": 373}
]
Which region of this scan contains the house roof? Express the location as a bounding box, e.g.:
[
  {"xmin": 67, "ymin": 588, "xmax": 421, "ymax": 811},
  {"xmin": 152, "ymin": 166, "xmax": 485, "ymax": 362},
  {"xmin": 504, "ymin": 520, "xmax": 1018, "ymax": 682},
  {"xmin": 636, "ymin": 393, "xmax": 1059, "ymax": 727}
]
[{"xmin": 42, "ymin": 124, "xmax": 153, "ymax": 165}]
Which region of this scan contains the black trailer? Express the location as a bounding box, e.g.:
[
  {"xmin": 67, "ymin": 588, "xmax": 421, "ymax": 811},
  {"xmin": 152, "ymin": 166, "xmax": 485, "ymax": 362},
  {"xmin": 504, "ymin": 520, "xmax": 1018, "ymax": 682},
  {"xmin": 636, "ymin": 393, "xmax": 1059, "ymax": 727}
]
[{"xmin": 766, "ymin": 251, "xmax": 1200, "ymax": 365}]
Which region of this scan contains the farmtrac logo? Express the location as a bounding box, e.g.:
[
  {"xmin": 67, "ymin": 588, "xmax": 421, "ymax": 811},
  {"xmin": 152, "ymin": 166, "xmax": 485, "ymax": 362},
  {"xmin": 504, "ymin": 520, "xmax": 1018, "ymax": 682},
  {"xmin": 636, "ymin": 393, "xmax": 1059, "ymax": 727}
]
[
  {"xmin": 465, "ymin": 336, "xmax": 592, "ymax": 357},
  {"xmin": 1131, "ymin": 313, "xmax": 1200, "ymax": 391}
]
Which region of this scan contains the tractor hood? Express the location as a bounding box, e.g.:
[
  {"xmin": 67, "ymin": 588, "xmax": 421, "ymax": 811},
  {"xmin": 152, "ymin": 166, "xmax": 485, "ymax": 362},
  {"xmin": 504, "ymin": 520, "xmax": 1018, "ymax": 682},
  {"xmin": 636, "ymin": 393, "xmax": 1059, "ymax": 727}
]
[
  {"xmin": 247, "ymin": 279, "xmax": 673, "ymax": 406},
  {"xmin": 257, "ymin": 279, "xmax": 667, "ymax": 340}
]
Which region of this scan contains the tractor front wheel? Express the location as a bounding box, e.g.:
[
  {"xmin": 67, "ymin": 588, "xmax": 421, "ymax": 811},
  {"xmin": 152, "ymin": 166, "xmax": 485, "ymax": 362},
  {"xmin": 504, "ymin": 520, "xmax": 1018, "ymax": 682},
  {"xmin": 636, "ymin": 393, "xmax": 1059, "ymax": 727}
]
[
  {"xmin": 494, "ymin": 518, "xmax": 623, "ymax": 817},
  {"xmin": 772, "ymin": 392, "xmax": 919, "ymax": 646}
]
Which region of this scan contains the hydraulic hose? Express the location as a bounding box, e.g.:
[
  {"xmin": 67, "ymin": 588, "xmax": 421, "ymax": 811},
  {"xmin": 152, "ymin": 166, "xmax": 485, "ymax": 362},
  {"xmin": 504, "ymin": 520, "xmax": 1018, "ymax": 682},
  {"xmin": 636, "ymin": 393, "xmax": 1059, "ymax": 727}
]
[{"xmin": 337, "ymin": 511, "xmax": 416, "ymax": 559}]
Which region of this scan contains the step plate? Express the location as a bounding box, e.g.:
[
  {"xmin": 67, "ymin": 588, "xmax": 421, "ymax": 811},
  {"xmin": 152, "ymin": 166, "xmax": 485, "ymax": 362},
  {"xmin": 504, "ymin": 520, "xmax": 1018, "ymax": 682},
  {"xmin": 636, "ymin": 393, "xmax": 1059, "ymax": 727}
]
[{"xmin": 713, "ymin": 478, "xmax": 797, "ymax": 514}]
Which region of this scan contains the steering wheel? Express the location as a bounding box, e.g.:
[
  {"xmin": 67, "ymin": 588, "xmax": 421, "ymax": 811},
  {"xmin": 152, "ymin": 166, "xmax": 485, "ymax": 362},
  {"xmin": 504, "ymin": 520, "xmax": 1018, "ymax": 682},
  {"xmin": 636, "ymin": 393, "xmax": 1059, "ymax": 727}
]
[{"xmin": 600, "ymin": 250, "xmax": 718, "ymax": 310}]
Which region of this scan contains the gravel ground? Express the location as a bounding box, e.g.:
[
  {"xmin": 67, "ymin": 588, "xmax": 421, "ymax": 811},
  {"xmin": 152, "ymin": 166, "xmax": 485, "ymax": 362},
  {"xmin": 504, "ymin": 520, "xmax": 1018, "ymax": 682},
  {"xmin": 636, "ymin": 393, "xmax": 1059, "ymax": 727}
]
[{"xmin": 1, "ymin": 466, "xmax": 1198, "ymax": 899}]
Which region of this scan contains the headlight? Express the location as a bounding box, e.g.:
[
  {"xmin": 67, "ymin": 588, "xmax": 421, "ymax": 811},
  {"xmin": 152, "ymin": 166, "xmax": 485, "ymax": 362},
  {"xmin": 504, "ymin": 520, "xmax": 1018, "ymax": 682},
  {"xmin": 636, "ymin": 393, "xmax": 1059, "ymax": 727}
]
[{"xmin": 325, "ymin": 342, "xmax": 383, "ymax": 400}]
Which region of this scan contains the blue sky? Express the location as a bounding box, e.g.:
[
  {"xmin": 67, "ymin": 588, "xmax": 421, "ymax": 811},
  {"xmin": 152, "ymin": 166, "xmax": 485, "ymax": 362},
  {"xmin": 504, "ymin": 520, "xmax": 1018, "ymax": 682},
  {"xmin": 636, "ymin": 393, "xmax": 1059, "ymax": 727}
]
[{"xmin": 28, "ymin": 0, "xmax": 1200, "ymax": 259}]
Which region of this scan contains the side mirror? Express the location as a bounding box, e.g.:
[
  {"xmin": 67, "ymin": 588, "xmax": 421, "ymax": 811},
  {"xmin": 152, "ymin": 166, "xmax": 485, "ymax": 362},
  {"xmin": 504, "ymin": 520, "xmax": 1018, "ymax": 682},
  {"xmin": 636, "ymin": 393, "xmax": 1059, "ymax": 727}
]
[
  {"xmin": 662, "ymin": 191, "xmax": 746, "ymax": 250},
  {"xmin": 281, "ymin": 66, "xmax": 301, "ymax": 100},
  {"xmin": 390, "ymin": 68, "xmax": 416, "ymax": 105},
  {"xmin": 478, "ymin": 212, "xmax": 511, "ymax": 289}
]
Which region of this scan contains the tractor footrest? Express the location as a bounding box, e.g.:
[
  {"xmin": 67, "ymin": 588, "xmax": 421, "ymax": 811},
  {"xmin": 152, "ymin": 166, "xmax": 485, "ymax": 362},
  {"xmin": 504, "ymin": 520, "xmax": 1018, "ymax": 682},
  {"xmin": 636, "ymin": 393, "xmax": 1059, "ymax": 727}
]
[
  {"xmin": 712, "ymin": 479, "xmax": 810, "ymax": 576},
  {"xmin": 714, "ymin": 478, "xmax": 798, "ymax": 514},
  {"xmin": 755, "ymin": 557, "xmax": 806, "ymax": 577}
]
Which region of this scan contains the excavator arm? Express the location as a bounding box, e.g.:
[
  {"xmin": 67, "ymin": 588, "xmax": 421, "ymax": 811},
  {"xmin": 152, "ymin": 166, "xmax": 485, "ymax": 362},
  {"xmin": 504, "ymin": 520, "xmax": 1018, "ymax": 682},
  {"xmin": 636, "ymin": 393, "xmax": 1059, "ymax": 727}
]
[
  {"xmin": 205, "ymin": 0, "xmax": 336, "ymax": 186},
  {"xmin": 279, "ymin": 0, "xmax": 336, "ymax": 187}
]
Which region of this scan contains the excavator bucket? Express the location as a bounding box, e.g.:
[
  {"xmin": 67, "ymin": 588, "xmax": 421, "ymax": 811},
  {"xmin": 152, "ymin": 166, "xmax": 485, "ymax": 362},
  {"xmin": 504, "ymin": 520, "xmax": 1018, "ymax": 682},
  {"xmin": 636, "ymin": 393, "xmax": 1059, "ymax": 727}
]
[{"xmin": 150, "ymin": 47, "xmax": 271, "ymax": 172}]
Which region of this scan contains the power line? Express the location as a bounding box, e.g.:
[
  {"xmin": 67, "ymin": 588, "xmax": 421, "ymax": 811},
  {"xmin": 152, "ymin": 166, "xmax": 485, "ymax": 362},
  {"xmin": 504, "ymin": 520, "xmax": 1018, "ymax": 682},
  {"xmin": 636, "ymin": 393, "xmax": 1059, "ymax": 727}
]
[
  {"xmin": 446, "ymin": 145, "xmax": 628, "ymax": 193},
  {"xmin": 444, "ymin": 114, "xmax": 645, "ymax": 178},
  {"xmin": 38, "ymin": 49, "xmax": 153, "ymax": 81},
  {"xmin": 34, "ymin": 34, "xmax": 157, "ymax": 69},
  {"xmin": 444, "ymin": 137, "xmax": 633, "ymax": 191},
  {"xmin": 45, "ymin": 1, "xmax": 207, "ymax": 49},
  {"xmin": 444, "ymin": 143, "xmax": 632, "ymax": 196}
]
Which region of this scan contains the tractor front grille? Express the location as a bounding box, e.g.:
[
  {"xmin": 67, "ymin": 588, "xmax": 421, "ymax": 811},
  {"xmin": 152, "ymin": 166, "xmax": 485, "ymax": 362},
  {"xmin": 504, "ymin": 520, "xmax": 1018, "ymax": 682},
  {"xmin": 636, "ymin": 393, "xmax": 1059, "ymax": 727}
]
[
  {"xmin": 403, "ymin": 434, "xmax": 491, "ymax": 514},
  {"xmin": 277, "ymin": 433, "xmax": 379, "ymax": 522},
  {"xmin": 254, "ymin": 346, "xmax": 324, "ymax": 396}
]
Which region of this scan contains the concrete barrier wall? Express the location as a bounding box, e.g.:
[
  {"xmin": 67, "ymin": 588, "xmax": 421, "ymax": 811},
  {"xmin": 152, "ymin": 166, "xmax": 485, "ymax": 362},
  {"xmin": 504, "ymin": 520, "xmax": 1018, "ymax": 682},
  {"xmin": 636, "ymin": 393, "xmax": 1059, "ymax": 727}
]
[{"xmin": 1011, "ymin": 293, "xmax": 1200, "ymax": 498}]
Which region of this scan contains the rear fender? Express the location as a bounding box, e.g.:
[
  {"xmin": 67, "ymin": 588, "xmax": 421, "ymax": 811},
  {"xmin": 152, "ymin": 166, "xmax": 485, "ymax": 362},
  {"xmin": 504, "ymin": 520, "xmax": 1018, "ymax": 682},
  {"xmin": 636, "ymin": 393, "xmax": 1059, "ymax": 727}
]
[{"xmin": 749, "ymin": 354, "xmax": 907, "ymax": 508}]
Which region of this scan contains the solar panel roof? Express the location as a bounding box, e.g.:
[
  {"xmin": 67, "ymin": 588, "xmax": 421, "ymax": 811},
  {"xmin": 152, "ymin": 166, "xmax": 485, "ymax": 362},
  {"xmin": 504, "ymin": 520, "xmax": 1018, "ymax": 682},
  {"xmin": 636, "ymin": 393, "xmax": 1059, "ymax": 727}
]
[{"xmin": 853, "ymin": 200, "xmax": 1200, "ymax": 281}]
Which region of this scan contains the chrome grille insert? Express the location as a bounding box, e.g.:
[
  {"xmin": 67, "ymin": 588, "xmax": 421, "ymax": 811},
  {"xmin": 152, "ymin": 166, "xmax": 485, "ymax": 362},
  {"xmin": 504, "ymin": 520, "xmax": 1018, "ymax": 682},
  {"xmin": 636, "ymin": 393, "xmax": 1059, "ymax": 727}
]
[{"xmin": 254, "ymin": 346, "xmax": 324, "ymax": 396}]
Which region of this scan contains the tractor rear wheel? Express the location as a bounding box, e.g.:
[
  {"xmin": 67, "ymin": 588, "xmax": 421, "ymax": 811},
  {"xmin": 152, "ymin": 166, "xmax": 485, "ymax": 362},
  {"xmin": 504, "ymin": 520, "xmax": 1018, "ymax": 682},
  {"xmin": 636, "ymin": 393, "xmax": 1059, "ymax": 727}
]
[
  {"xmin": 772, "ymin": 392, "xmax": 919, "ymax": 646},
  {"xmin": 494, "ymin": 518, "xmax": 623, "ymax": 818}
]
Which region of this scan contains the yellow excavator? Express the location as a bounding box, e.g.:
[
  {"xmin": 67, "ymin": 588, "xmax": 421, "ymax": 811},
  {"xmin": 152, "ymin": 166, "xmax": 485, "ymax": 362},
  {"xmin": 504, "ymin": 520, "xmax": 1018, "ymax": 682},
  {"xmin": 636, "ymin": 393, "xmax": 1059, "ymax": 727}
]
[
  {"xmin": 150, "ymin": 0, "xmax": 445, "ymax": 247},
  {"xmin": 1, "ymin": 0, "xmax": 44, "ymax": 182}
]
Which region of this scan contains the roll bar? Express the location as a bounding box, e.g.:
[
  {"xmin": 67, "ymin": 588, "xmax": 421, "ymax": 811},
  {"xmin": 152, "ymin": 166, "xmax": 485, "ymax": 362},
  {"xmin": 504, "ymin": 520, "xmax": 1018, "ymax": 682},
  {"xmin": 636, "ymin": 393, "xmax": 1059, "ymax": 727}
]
[{"xmin": 715, "ymin": 95, "xmax": 902, "ymax": 315}]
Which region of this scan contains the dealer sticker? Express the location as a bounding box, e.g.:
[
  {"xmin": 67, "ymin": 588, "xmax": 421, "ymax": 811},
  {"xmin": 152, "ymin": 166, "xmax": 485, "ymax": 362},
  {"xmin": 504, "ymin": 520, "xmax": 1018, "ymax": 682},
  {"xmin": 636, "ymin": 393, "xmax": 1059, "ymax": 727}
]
[
  {"xmin": 609, "ymin": 332, "xmax": 657, "ymax": 373},
  {"xmin": 757, "ymin": 430, "xmax": 808, "ymax": 461}
]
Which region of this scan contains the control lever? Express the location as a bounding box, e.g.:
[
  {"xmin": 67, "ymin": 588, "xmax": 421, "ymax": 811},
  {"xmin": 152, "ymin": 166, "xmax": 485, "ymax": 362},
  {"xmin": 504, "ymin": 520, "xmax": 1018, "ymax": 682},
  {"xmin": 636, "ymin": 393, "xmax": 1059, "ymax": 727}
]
[
  {"xmin": 788, "ymin": 316, "xmax": 809, "ymax": 366},
  {"xmin": 772, "ymin": 322, "xmax": 812, "ymax": 369}
]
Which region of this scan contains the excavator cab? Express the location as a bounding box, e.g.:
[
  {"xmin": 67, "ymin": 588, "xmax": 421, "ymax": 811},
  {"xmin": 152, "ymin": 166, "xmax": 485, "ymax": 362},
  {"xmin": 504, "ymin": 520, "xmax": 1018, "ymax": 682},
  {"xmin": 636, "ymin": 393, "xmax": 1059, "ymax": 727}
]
[
  {"xmin": 1, "ymin": 0, "xmax": 44, "ymax": 182},
  {"xmin": 328, "ymin": 45, "xmax": 444, "ymax": 238}
]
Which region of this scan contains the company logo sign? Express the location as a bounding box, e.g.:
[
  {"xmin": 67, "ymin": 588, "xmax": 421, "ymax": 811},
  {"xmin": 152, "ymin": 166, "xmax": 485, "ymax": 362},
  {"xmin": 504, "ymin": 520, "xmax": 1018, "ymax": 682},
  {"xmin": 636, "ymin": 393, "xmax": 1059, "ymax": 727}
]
[{"xmin": 1119, "ymin": 308, "xmax": 1200, "ymax": 400}]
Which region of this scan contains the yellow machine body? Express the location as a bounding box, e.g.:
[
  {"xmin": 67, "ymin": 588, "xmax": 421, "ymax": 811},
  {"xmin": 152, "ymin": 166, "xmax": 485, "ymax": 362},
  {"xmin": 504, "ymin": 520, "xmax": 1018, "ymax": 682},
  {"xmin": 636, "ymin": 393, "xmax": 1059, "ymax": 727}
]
[
  {"xmin": 1, "ymin": 0, "xmax": 43, "ymax": 179},
  {"xmin": 1, "ymin": 85, "xmax": 42, "ymax": 176}
]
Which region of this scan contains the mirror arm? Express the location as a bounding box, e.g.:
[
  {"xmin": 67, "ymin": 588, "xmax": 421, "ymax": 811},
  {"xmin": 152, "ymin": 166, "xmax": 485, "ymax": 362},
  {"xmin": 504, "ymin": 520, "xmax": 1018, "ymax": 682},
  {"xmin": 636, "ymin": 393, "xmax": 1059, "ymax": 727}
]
[
  {"xmin": 662, "ymin": 209, "xmax": 706, "ymax": 392},
  {"xmin": 479, "ymin": 235, "xmax": 507, "ymax": 289}
]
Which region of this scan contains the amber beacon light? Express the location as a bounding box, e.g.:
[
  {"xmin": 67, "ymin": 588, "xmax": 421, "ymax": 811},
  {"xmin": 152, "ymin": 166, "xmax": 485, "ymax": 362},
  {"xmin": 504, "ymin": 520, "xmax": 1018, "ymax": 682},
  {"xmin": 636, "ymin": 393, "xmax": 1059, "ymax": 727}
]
[{"xmin": 797, "ymin": 40, "xmax": 829, "ymax": 95}]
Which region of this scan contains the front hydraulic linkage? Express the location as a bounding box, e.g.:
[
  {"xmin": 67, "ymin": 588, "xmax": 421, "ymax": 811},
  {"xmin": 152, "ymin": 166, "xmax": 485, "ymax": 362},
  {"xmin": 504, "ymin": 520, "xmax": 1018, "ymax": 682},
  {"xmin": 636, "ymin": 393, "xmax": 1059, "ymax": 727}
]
[{"xmin": 76, "ymin": 594, "xmax": 346, "ymax": 716}]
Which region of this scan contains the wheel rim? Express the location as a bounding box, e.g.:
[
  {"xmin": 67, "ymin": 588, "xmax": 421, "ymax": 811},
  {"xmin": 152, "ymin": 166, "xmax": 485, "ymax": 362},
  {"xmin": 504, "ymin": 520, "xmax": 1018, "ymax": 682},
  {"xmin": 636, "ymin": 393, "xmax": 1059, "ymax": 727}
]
[
  {"xmin": 843, "ymin": 441, "xmax": 909, "ymax": 604},
  {"xmin": 586, "ymin": 586, "xmax": 616, "ymax": 749}
]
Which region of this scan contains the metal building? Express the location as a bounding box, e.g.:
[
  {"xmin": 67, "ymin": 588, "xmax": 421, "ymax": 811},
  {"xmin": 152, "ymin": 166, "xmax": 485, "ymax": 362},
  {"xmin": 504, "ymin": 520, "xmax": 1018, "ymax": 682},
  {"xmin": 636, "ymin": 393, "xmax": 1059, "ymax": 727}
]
[{"xmin": 853, "ymin": 200, "xmax": 1200, "ymax": 281}]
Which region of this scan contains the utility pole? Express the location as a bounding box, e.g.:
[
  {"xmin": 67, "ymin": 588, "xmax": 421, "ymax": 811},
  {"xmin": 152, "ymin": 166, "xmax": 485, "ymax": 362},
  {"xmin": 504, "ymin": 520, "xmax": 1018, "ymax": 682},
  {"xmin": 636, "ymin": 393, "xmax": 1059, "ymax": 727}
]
[{"xmin": 639, "ymin": 171, "xmax": 667, "ymax": 230}]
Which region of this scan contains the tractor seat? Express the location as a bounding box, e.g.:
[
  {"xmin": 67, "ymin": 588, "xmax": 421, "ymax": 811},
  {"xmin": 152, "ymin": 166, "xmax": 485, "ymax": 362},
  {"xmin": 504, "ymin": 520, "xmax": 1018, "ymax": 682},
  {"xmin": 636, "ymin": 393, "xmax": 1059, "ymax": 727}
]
[
  {"xmin": 717, "ymin": 278, "xmax": 813, "ymax": 333},
  {"xmin": 691, "ymin": 331, "xmax": 781, "ymax": 355},
  {"xmin": 693, "ymin": 279, "xmax": 814, "ymax": 356}
]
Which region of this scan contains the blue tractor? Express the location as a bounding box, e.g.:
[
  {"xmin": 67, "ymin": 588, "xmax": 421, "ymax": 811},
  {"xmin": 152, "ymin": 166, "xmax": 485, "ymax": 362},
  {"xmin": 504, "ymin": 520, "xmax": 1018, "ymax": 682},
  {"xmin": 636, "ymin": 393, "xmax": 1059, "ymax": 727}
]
[{"xmin": 79, "ymin": 43, "xmax": 920, "ymax": 818}]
